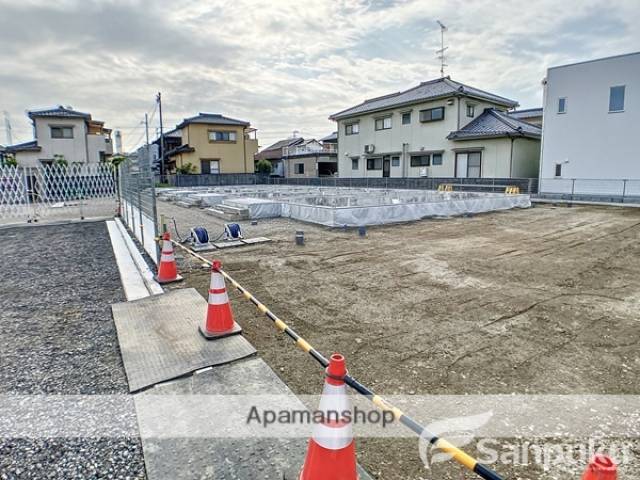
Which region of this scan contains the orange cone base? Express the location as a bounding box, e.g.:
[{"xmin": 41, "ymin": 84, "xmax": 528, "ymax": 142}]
[
  {"xmin": 198, "ymin": 321, "xmax": 242, "ymax": 340},
  {"xmin": 153, "ymin": 274, "xmax": 184, "ymax": 285},
  {"xmin": 299, "ymin": 439, "xmax": 358, "ymax": 480}
]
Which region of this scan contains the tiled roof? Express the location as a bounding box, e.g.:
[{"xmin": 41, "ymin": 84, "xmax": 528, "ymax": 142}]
[
  {"xmin": 508, "ymin": 108, "xmax": 543, "ymax": 120},
  {"xmin": 330, "ymin": 77, "xmax": 518, "ymax": 120},
  {"xmin": 176, "ymin": 113, "xmax": 250, "ymax": 129},
  {"xmin": 166, "ymin": 144, "xmax": 195, "ymax": 157},
  {"xmin": 320, "ymin": 131, "xmax": 338, "ymax": 142},
  {"xmin": 28, "ymin": 106, "xmax": 91, "ymax": 120},
  {"xmin": 5, "ymin": 140, "xmax": 41, "ymax": 152},
  {"xmin": 447, "ymin": 108, "xmax": 541, "ymax": 141},
  {"xmin": 255, "ymin": 137, "xmax": 305, "ymax": 160}
]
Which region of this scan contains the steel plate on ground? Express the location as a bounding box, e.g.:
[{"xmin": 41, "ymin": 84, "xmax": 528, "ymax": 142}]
[
  {"xmin": 135, "ymin": 357, "xmax": 373, "ymax": 480},
  {"xmin": 112, "ymin": 288, "xmax": 256, "ymax": 392}
]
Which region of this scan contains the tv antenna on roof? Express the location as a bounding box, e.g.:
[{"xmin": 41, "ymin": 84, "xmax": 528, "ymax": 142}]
[{"xmin": 436, "ymin": 20, "xmax": 448, "ymax": 77}]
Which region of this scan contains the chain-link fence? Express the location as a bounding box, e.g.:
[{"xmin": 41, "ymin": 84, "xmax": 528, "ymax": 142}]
[
  {"xmin": 0, "ymin": 164, "xmax": 117, "ymax": 226},
  {"xmin": 119, "ymin": 153, "xmax": 159, "ymax": 263}
]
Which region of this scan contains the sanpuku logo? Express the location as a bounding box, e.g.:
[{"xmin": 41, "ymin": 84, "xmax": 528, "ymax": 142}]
[{"xmin": 418, "ymin": 411, "xmax": 494, "ymax": 468}]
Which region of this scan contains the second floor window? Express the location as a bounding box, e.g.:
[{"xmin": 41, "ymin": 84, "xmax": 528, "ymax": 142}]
[
  {"xmin": 51, "ymin": 126, "xmax": 73, "ymax": 139},
  {"xmin": 419, "ymin": 107, "xmax": 445, "ymax": 122},
  {"xmin": 345, "ymin": 123, "xmax": 359, "ymax": 135},
  {"xmin": 609, "ymin": 86, "xmax": 625, "ymax": 112},
  {"xmin": 375, "ymin": 116, "xmax": 392, "ymax": 130},
  {"xmin": 558, "ymin": 97, "xmax": 567, "ymax": 114},
  {"xmin": 466, "ymin": 104, "xmax": 475, "ymax": 117},
  {"xmin": 402, "ymin": 112, "xmax": 411, "ymax": 124},
  {"xmin": 209, "ymin": 131, "xmax": 237, "ymax": 142},
  {"xmin": 351, "ymin": 157, "xmax": 359, "ymax": 169}
]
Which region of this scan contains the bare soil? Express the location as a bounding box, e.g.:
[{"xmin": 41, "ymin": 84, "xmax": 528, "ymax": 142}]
[{"xmin": 158, "ymin": 200, "xmax": 640, "ymax": 480}]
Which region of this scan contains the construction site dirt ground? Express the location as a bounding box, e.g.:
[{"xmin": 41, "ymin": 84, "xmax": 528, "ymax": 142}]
[{"xmin": 158, "ymin": 201, "xmax": 640, "ymax": 480}]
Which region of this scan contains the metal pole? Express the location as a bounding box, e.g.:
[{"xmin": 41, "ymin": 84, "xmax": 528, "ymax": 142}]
[
  {"xmin": 157, "ymin": 92, "xmax": 164, "ymax": 180},
  {"xmin": 622, "ymin": 179, "xmax": 627, "ymax": 203}
]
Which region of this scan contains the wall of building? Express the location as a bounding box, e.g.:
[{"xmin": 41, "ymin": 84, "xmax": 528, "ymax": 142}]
[
  {"xmin": 285, "ymin": 157, "xmax": 318, "ymax": 178},
  {"xmin": 33, "ymin": 117, "xmax": 88, "ymax": 165},
  {"xmin": 336, "ymin": 97, "xmax": 515, "ymax": 178},
  {"xmin": 540, "ymin": 52, "xmax": 640, "ymax": 185},
  {"xmin": 179, "ymin": 123, "xmax": 254, "ymax": 174},
  {"xmin": 511, "ymin": 137, "xmax": 541, "ymax": 178}
]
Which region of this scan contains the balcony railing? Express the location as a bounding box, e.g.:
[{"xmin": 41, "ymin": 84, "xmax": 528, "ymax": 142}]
[{"xmin": 283, "ymin": 144, "xmax": 337, "ymax": 156}]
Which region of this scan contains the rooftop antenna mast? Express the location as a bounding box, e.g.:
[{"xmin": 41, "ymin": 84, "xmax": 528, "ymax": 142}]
[
  {"xmin": 436, "ymin": 20, "xmax": 448, "ymax": 78},
  {"xmin": 3, "ymin": 111, "xmax": 12, "ymax": 145}
]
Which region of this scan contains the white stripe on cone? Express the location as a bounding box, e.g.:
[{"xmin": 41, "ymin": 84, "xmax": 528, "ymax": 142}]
[
  {"xmin": 210, "ymin": 272, "xmax": 226, "ymax": 290},
  {"xmin": 311, "ymin": 381, "xmax": 353, "ymax": 450},
  {"xmin": 208, "ymin": 292, "xmax": 229, "ymax": 304}
]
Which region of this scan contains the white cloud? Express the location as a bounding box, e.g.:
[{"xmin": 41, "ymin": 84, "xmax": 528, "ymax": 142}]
[{"xmin": 0, "ymin": 0, "xmax": 638, "ymax": 150}]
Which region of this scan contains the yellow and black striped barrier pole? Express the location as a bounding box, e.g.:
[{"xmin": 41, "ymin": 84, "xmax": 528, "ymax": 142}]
[{"xmin": 169, "ymin": 240, "xmax": 504, "ymax": 480}]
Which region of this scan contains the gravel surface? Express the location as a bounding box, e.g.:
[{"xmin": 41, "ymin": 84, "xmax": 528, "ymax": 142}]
[{"xmin": 0, "ymin": 221, "xmax": 146, "ymax": 479}]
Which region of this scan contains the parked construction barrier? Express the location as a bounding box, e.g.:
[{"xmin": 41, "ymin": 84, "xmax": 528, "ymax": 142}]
[
  {"xmin": 155, "ymin": 232, "xmax": 182, "ymax": 284},
  {"xmin": 169, "ymin": 241, "xmax": 504, "ymax": 480},
  {"xmin": 505, "ymin": 186, "xmax": 520, "ymax": 195},
  {"xmin": 300, "ymin": 353, "xmax": 358, "ymax": 480},
  {"xmin": 199, "ymin": 260, "xmax": 242, "ymax": 339},
  {"xmin": 438, "ymin": 183, "xmax": 454, "ymax": 192}
]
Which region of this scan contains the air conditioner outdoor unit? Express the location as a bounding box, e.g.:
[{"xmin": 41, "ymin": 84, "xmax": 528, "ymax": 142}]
[
  {"xmin": 419, "ymin": 167, "xmax": 429, "ymax": 177},
  {"xmin": 364, "ymin": 144, "xmax": 375, "ymax": 154}
]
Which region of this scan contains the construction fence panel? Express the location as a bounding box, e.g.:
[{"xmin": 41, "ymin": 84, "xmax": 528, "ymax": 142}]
[
  {"xmin": 539, "ymin": 178, "xmax": 640, "ymax": 203},
  {"xmin": 0, "ymin": 164, "xmax": 117, "ymax": 226},
  {"xmin": 119, "ymin": 156, "xmax": 159, "ymax": 264}
]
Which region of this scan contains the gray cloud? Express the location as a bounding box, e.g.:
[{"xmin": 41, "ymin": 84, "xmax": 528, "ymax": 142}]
[{"xmin": 0, "ymin": 0, "xmax": 638, "ymax": 149}]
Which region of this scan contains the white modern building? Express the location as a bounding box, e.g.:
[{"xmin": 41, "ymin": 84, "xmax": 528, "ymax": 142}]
[
  {"xmin": 330, "ymin": 77, "xmax": 541, "ymax": 179},
  {"xmin": 539, "ymin": 52, "xmax": 640, "ymax": 198},
  {"xmin": 5, "ymin": 106, "xmax": 113, "ymax": 167}
]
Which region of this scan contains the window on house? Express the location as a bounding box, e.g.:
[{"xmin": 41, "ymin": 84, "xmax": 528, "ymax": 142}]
[
  {"xmin": 555, "ymin": 163, "xmax": 562, "ymax": 177},
  {"xmin": 558, "ymin": 97, "xmax": 567, "ymax": 114},
  {"xmin": 466, "ymin": 104, "xmax": 475, "ymax": 117},
  {"xmin": 351, "ymin": 157, "xmax": 359, "ymax": 170},
  {"xmin": 410, "ymin": 155, "xmax": 430, "ymax": 167},
  {"xmin": 375, "ymin": 116, "xmax": 392, "ymax": 130},
  {"xmin": 419, "ymin": 107, "xmax": 445, "ymax": 122},
  {"xmin": 208, "ymin": 131, "xmax": 237, "ymax": 142},
  {"xmin": 295, "ymin": 163, "xmax": 304, "ymax": 174},
  {"xmin": 366, "ymin": 157, "xmax": 382, "ymax": 170},
  {"xmin": 609, "ymin": 86, "xmax": 625, "ymax": 112},
  {"xmin": 432, "ymin": 153, "xmax": 443, "ymax": 166},
  {"xmin": 401, "ymin": 112, "xmax": 411, "ymax": 125},
  {"xmin": 391, "ymin": 156, "xmax": 400, "ymax": 167},
  {"xmin": 50, "ymin": 126, "xmax": 73, "ymax": 139},
  {"xmin": 467, "ymin": 152, "xmax": 482, "ymax": 177},
  {"xmin": 201, "ymin": 159, "xmax": 211, "ymax": 174},
  {"xmin": 345, "ymin": 123, "xmax": 359, "ymax": 135}
]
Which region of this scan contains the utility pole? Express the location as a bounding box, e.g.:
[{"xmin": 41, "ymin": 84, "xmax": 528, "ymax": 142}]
[
  {"xmin": 3, "ymin": 111, "xmax": 12, "ymax": 145},
  {"xmin": 436, "ymin": 20, "xmax": 448, "ymax": 78},
  {"xmin": 156, "ymin": 92, "xmax": 164, "ymax": 178},
  {"xmin": 144, "ymin": 113, "xmax": 151, "ymax": 167}
]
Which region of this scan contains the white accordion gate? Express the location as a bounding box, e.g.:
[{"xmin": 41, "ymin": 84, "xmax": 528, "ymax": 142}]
[{"xmin": 0, "ymin": 164, "xmax": 117, "ymax": 226}]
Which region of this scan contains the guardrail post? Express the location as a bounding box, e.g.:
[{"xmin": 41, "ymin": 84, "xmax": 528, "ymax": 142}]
[
  {"xmin": 571, "ymin": 179, "xmax": 576, "ymax": 200},
  {"xmin": 622, "ymin": 179, "xmax": 627, "ymax": 202}
]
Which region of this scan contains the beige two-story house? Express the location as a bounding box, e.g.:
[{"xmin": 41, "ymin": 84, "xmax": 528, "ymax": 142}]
[
  {"xmin": 164, "ymin": 113, "xmax": 258, "ymax": 174},
  {"xmin": 5, "ymin": 106, "xmax": 113, "ymax": 167},
  {"xmin": 330, "ymin": 77, "xmax": 541, "ymax": 179}
]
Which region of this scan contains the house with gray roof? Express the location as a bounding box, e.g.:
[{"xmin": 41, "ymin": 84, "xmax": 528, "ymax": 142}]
[
  {"xmin": 255, "ymin": 135, "xmax": 338, "ymax": 177},
  {"xmin": 4, "ymin": 105, "xmax": 113, "ymax": 167},
  {"xmin": 329, "ymin": 76, "xmax": 541, "ymax": 179}
]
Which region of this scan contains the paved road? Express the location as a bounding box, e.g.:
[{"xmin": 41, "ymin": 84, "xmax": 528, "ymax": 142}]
[{"xmin": 0, "ymin": 221, "xmax": 146, "ymax": 479}]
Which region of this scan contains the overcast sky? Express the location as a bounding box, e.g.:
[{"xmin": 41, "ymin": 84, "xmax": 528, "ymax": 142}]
[{"xmin": 1, "ymin": 0, "xmax": 638, "ymax": 151}]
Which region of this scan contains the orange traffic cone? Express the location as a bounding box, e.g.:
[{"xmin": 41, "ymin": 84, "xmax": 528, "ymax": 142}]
[
  {"xmin": 155, "ymin": 232, "xmax": 182, "ymax": 284},
  {"xmin": 582, "ymin": 455, "xmax": 616, "ymax": 480},
  {"xmin": 199, "ymin": 260, "xmax": 242, "ymax": 339},
  {"xmin": 300, "ymin": 353, "xmax": 358, "ymax": 480}
]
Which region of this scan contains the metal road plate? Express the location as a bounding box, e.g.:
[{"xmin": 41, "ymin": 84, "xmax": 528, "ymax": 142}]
[
  {"xmin": 111, "ymin": 288, "xmax": 256, "ymax": 392},
  {"xmin": 135, "ymin": 357, "xmax": 372, "ymax": 480},
  {"xmin": 241, "ymin": 237, "xmax": 272, "ymax": 244}
]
